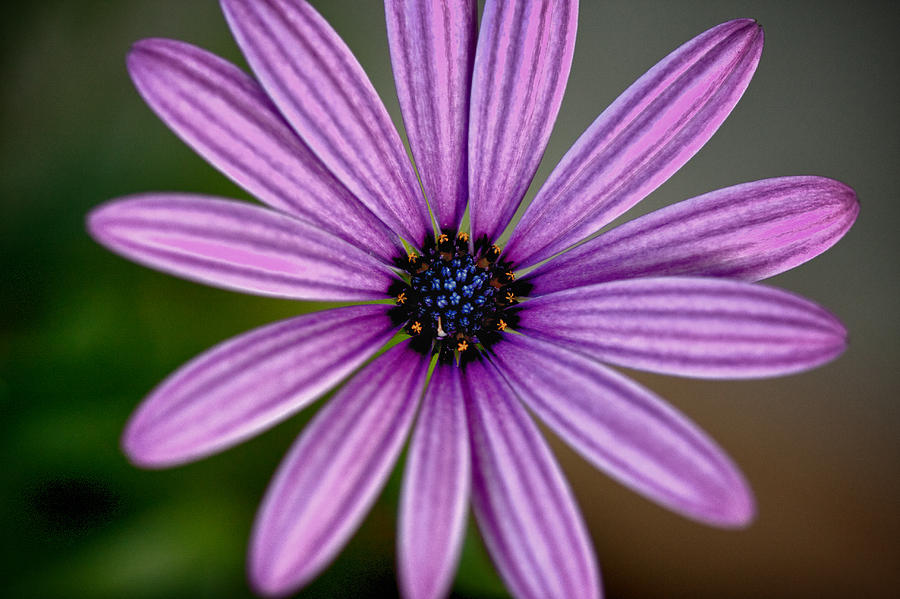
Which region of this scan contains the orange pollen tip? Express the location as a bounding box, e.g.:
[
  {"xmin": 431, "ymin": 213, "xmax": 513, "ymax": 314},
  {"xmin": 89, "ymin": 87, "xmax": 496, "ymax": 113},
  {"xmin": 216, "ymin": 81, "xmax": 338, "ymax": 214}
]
[
  {"xmin": 437, "ymin": 233, "xmax": 449, "ymax": 243},
  {"xmin": 457, "ymin": 232, "xmax": 469, "ymax": 242},
  {"xmin": 457, "ymin": 340, "xmax": 469, "ymax": 352},
  {"xmin": 507, "ymin": 271, "xmax": 516, "ymax": 280},
  {"xmin": 505, "ymin": 291, "xmax": 516, "ymax": 302},
  {"xmin": 407, "ymin": 252, "xmax": 418, "ymax": 262},
  {"xmin": 410, "ymin": 321, "xmax": 422, "ymax": 334},
  {"xmin": 396, "ymin": 291, "xmax": 407, "ymax": 304},
  {"xmin": 497, "ymin": 319, "xmax": 507, "ymax": 331}
]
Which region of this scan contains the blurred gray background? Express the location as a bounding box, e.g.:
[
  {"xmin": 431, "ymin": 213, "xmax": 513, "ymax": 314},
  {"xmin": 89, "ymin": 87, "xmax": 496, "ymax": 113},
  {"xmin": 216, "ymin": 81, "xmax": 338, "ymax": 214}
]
[{"xmin": 2, "ymin": 1, "xmax": 898, "ymax": 597}]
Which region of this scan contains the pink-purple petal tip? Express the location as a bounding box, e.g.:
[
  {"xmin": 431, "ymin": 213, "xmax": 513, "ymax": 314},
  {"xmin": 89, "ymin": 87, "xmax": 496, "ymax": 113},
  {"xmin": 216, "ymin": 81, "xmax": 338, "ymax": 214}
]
[
  {"xmin": 517, "ymin": 277, "xmax": 848, "ymax": 379},
  {"xmin": 87, "ymin": 194, "xmax": 396, "ymax": 302},
  {"xmin": 507, "ymin": 18, "xmax": 764, "ymax": 266},
  {"xmin": 120, "ymin": 305, "xmax": 396, "ymax": 468},
  {"xmin": 125, "ymin": 37, "xmax": 401, "ymax": 263},
  {"xmin": 465, "ymin": 359, "xmax": 601, "ymax": 599},
  {"xmin": 492, "ymin": 334, "xmax": 755, "ymax": 528},
  {"xmin": 221, "ymin": 0, "xmax": 431, "ymax": 245},
  {"xmin": 249, "ymin": 342, "xmax": 428, "ymax": 596},
  {"xmin": 526, "ymin": 176, "xmax": 859, "ymax": 294}
]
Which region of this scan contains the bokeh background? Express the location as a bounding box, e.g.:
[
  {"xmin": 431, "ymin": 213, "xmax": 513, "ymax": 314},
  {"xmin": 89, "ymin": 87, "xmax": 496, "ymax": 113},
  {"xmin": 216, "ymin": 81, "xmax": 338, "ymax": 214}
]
[{"xmin": 3, "ymin": 1, "xmax": 898, "ymax": 597}]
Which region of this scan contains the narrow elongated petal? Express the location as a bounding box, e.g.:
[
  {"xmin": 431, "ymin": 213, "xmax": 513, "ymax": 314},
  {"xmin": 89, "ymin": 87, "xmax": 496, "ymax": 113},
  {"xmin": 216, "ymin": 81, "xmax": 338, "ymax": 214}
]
[
  {"xmin": 506, "ymin": 19, "xmax": 764, "ymax": 267},
  {"xmin": 122, "ymin": 305, "xmax": 396, "ymax": 467},
  {"xmin": 127, "ymin": 38, "xmax": 401, "ymax": 262},
  {"xmin": 468, "ymin": 0, "xmax": 578, "ymax": 244},
  {"xmin": 517, "ymin": 277, "xmax": 847, "ymax": 379},
  {"xmin": 222, "ymin": 0, "xmax": 431, "ymax": 244},
  {"xmin": 465, "ymin": 359, "xmax": 600, "ymax": 599},
  {"xmin": 249, "ymin": 342, "xmax": 428, "ymax": 596},
  {"xmin": 527, "ymin": 177, "xmax": 859, "ymax": 295},
  {"xmin": 492, "ymin": 335, "xmax": 754, "ymax": 526},
  {"xmin": 399, "ymin": 365, "xmax": 469, "ymax": 599},
  {"xmin": 386, "ymin": 0, "xmax": 476, "ymax": 231},
  {"xmin": 88, "ymin": 194, "xmax": 396, "ymax": 301}
]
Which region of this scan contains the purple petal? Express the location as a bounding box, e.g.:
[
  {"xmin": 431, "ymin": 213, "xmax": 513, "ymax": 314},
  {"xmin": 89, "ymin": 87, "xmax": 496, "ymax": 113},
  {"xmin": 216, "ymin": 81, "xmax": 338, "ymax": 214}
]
[
  {"xmin": 127, "ymin": 38, "xmax": 401, "ymax": 263},
  {"xmin": 398, "ymin": 364, "xmax": 469, "ymax": 599},
  {"xmin": 121, "ymin": 305, "xmax": 396, "ymax": 467},
  {"xmin": 468, "ymin": 0, "xmax": 578, "ymax": 244},
  {"xmin": 221, "ymin": 0, "xmax": 431, "ymax": 244},
  {"xmin": 517, "ymin": 277, "xmax": 847, "ymax": 379},
  {"xmin": 88, "ymin": 194, "xmax": 396, "ymax": 301},
  {"xmin": 527, "ymin": 176, "xmax": 859, "ymax": 295},
  {"xmin": 249, "ymin": 341, "xmax": 428, "ymax": 596},
  {"xmin": 491, "ymin": 335, "xmax": 754, "ymax": 527},
  {"xmin": 506, "ymin": 19, "xmax": 764, "ymax": 267},
  {"xmin": 464, "ymin": 359, "xmax": 600, "ymax": 599},
  {"xmin": 385, "ymin": 0, "xmax": 476, "ymax": 231}
]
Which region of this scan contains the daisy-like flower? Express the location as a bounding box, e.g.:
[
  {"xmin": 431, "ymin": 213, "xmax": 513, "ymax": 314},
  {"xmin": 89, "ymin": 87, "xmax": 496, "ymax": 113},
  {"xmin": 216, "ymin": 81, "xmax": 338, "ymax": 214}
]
[{"xmin": 87, "ymin": 1, "xmax": 858, "ymax": 598}]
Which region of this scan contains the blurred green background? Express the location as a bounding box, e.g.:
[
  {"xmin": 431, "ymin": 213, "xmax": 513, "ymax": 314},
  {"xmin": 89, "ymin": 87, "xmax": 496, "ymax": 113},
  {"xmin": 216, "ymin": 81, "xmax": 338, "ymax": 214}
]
[{"xmin": 2, "ymin": 1, "xmax": 898, "ymax": 597}]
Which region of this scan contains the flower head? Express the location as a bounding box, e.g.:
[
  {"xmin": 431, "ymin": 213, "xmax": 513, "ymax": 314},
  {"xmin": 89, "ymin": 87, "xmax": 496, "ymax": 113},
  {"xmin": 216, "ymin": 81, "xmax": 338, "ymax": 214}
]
[{"xmin": 87, "ymin": 1, "xmax": 858, "ymax": 598}]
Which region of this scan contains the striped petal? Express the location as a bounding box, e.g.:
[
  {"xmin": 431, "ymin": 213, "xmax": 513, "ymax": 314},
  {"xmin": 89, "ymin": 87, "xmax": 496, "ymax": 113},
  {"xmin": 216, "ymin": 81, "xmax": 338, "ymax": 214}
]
[
  {"xmin": 527, "ymin": 177, "xmax": 859, "ymax": 295},
  {"xmin": 517, "ymin": 277, "xmax": 847, "ymax": 379},
  {"xmin": 122, "ymin": 305, "xmax": 396, "ymax": 467},
  {"xmin": 492, "ymin": 335, "xmax": 754, "ymax": 527},
  {"xmin": 386, "ymin": 0, "xmax": 476, "ymax": 231},
  {"xmin": 506, "ymin": 19, "xmax": 764, "ymax": 267},
  {"xmin": 465, "ymin": 359, "xmax": 600, "ymax": 599},
  {"xmin": 399, "ymin": 364, "xmax": 469, "ymax": 599},
  {"xmin": 127, "ymin": 38, "xmax": 401, "ymax": 263},
  {"xmin": 468, "ymin": 0, "xmax": 578, "ymax": 244},
  {"xmin": 249, "ymin": 341, "xmax": 428, "ymax": 596},
  {"xmin": 222, "ymin": 0, "xmax": 431, "ymax": 244},
  {"xmin": 87, "ymin": 194, "xmax": 396, "ymax": 301}
]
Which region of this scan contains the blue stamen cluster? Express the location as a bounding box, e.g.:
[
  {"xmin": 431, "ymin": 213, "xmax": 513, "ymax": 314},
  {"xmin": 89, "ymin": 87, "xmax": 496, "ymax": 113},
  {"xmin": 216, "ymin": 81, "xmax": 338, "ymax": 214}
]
[
  {"xmin": 389, "ymin": 231, "xmax": 530, "ymax": 362},
  {"xmin": 410, "ymin": 253, "xmax": 493, "ymax": 336}
]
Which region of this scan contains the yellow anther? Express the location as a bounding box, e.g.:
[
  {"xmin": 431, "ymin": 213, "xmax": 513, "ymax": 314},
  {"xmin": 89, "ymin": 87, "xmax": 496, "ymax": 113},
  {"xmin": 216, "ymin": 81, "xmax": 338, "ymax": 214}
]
[
  {"xmin": 457, "ymin": 232, "xmax": 469, "ymax": 242},
  {"xmin": 457, "ymin": 339, "xmax": 469, "ymax": 352},
  {"xmin": 407, "ymin": 252, "xmax": 418, "ymax": 263},
  {"xmin": 490, "ymin": 244, "xmax": 501, "ymax": 255},
  {"xmin": 505, "ymin": 291, "xmax": 516, "ymax": 303},
  {"xmin": 396, "ymin": 291, "xmax": 407, "ymax": 305},
  {"xmin": 437, "ymin": 233, "xmax": 449, "ymax": 243},
  {"xmin": 506, "ymin": 271, "xmax": 516, "ymax": 281},
  {"xmin": 497, "ymin": 319, "xmax": 508, "ymax": 331},
  {"xmin": 410, "ymin": 321, "xmax": 422, "ymax": 334}
]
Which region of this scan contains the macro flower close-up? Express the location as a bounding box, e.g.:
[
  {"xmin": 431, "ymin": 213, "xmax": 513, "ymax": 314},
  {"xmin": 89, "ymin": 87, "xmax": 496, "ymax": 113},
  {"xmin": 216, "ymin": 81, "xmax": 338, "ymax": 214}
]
[{"xmin": 78, "ymin": 1, "xmax": 866, "ymax": 598}]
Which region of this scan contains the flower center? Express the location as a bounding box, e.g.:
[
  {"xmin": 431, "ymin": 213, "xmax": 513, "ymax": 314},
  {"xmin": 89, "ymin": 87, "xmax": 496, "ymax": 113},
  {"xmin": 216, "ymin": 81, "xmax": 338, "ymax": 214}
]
[{"xmin": 389, "ymin": 231, "xmax": 530, "ymax": 363}]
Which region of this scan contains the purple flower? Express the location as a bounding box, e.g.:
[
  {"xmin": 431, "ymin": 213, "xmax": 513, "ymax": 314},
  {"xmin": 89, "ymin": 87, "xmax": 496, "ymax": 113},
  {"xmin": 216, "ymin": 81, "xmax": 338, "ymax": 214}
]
[{"xmin": 87, "ymin": 1, "xmax": 858, "ymax": 598}]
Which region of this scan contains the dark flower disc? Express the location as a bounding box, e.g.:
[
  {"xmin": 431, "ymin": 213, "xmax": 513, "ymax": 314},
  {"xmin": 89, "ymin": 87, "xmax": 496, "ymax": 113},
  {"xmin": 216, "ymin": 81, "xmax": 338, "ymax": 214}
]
[{"xmin": 390, "ymin": 231, "xmax": 532, "ymax": 363}]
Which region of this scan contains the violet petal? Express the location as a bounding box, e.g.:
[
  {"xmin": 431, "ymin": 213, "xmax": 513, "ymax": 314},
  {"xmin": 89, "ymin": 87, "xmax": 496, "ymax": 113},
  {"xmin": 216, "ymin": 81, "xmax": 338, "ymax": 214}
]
[
  {"xmin": 221, "ymin": 0, "xmax": 431, "ymax": 244},
  {"xmin": 122, "ymin": 305, "xmax": 397, "ymax": 467},
  {"xmin": 385, "ymin": 0, "xmax": 476, "ymax": 231},
  {"xmin": 127, "ymin": 38, "xmax": 401, "ymax": 263},
  {"xmin": 517, "ymin": 277, "xmax": 847, "ymax": 379},
  {"xmin": 249, "ymin": 341, "xmax": 428, "ymax": 596},
  {"xmin": 527, "ymin": 176, "xmax": 859, "ymax": 295},
  {"xmin": 468, "ymin": 0, "xmax": 578, "ymax": 244},
  {"xmin": 87, "ymin": 194, "xmax": 396, "ymax": 301},
  {"xmin": 492, "ymin": 334, "xmax": 754, "ymax": 527},
  {"xmin": 464, "ymin": 359, "xmax": 600, "ymax": 599},
  {"xmin": 398, "ymin": 364, "xmax": 470, "ymax": 599},
  {"xmin": 506, "ymin": 19, "xmax": 764, "ymax": 266}
]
